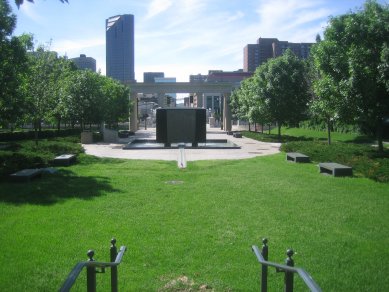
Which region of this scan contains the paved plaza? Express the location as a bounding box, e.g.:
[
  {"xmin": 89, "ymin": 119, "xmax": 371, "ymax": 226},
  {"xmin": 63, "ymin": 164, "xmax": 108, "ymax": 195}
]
[{"xmin": 83, "ymin": 126, "xmax": 281, "ymax": 161}]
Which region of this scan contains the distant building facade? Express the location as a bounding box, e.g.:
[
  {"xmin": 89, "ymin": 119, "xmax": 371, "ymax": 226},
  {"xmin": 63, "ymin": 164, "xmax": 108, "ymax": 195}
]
[
  {"xmin": 206, "ymin": 70, "xmax": 252, "ymax": 83},
  {"xmin": 144, "ymin": 72, "xmax": 164, "ymax": 83},
  {"xmin": 155, "ymin": 77, "xmax": 177, "ymax": 107},
  {"xmin": 243, "ymin": 37, "xmax": 314, "ymax": 73},
  {"xmin": 106, "ymin": 14, "xmax": 135, "ymax": 83},
  {"xmin": 192, "ymin": 70, "xmax": 252, "ymax": 112},
  {"xmin": 70, "ymin": 54, "xmax": 96, "ymax": 71},
  {"xmin": 189, "ymin": 73, "xmax": 208, "ymax": 83}
]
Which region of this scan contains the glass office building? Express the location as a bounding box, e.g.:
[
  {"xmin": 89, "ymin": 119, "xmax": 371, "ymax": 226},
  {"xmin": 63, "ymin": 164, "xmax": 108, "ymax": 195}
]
[{"xmin": 106, "ymin": 14, "xmax": 135, "ymax": 83}]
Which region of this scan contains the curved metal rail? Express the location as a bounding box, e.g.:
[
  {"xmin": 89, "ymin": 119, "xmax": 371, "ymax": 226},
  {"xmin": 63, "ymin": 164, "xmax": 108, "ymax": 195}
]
[
  {"xmin": 252, "ymin": 245, "xmax": 321, "ymax": 292},
  {"xmin": 60, "ymin": 245, "xmax": 126, "ymax": 292}
]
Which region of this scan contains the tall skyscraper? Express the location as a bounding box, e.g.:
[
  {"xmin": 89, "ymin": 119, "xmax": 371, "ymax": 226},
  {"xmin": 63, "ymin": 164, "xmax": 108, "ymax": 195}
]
[
  {"xmin": 106, "ymin": 14, "xmax": 135, "ymax": 83},
  {"xmin": 243, "ymin": 37, "xmax": 313, "ymax": 73}
]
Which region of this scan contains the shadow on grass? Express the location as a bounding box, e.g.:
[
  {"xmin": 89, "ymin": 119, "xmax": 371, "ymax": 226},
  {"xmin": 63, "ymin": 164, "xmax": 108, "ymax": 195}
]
[
  {"xmin": 0, "ymin": 168, "xmax": 121, "ymax": 205},
  {"xmin": 344, "ymin": 135, "xmax": 375, "ymax": 144}
]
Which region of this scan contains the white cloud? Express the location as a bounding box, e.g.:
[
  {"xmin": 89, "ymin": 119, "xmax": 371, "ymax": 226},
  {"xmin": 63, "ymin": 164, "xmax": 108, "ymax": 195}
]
[
  {"xmin": 254, "ymin": 0, "xmax": 332, "ymax": 41},
  {"xmin": 145, "ymin": 0, "xmax": 173, "ymax": 19},
  {"xmin": 227, "ymin": 11, "xmax": 245, "ymax": 22},
  {"xmin": 135, "ymin": 0, "xmax": 335, "ymax": 81},
  {"xmin": 52, "ymin": 38, "xmax": 105, "ymax": 53},
  {"xmin": 19, "ymin": 2, "xmax": 44, "ymax": 24}
]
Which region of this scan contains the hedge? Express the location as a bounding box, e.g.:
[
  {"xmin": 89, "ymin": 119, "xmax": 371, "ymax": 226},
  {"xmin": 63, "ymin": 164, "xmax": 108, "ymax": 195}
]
[{"xmin": 0, "ymin": 129, "xmax": 82, "ymax": 142}]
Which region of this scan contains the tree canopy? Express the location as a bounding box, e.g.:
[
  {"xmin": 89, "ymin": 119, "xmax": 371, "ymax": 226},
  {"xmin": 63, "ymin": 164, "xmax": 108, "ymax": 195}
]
[
  {"xmin": 311, "ymin": 0, "xmax": 389, "ymax": 152},
  {"xmin": 1, "ymin": 0, "xmax": 131, "ymax": 134},
  {"xmin": 231, "ymin": 49, "xmax": 310, "ymax": 140},
  {"xmin": 0, "ymin": 0, "xmax": 29, "ymax": 128}
]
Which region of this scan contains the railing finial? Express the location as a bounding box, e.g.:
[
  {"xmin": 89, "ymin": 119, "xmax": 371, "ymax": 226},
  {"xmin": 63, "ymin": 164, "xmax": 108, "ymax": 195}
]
[
  {"xmin": 262, "ymin": 238, "xmax": 268, "ymax": 246},
  {"xmin": 87, "ymin": 250, "xmax": 95, "ymax": 262},
  {"xmin": 286, "ymin": 249, "xmax": 294, "ymax": 265},
  {"xmin": 111, "ymin": 238, "xmax": 117, "ymax": 247}
]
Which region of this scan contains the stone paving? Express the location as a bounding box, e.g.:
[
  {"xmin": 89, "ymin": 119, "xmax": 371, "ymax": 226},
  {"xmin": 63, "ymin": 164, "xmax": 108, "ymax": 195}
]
[{"xmin": 82, "ymin": 126, "xmax": 281, "ymax": 161}]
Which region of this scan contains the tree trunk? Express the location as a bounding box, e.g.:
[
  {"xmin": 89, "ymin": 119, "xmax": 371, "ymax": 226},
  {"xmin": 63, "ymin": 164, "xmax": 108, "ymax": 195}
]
[
  {"xmin": 268, "ymin": 124, "xmax": 271, "ymax": 135},
  {"xmin": 57, "ymin": 117, "xmax": 61, "ymax": 133},
  {"xmin": 248, "ymin": 123, "xmax": 251, "ymax": 132},
  {"xmin": 327, "ymin": 118, "xmax": 331, "ymax": 145},
  {"xmin": 278, "ymin": 123, "xmax": 282, "ymax": 142},
  {"xmin": 376, "ymin": 118, "xmax": 384, "ymax": 154},
  {"xmin": 261, "ymin": 123, "xmax": 264, "ymax": 134},
  {"xmin": 34, "ymin": 119, "xmax": 39, "ymax": 146}
]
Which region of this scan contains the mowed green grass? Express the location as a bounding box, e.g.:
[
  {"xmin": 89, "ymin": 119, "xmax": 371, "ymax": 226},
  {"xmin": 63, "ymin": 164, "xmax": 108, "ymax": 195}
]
[{"xmin": 0, "ymin": 154, "xmax": 388, "ymax": 291}]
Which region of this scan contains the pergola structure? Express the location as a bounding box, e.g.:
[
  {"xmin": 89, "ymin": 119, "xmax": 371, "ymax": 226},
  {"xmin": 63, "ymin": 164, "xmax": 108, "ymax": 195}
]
[{"xmin": 128, "ymin": 82, "xmax": 238, "ymax": 132}]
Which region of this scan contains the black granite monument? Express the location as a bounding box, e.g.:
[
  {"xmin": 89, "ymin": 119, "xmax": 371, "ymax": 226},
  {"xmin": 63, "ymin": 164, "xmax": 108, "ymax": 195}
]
[{"xmin": 156, "ymin": 108, "xmax": 206, "ymax": 147}]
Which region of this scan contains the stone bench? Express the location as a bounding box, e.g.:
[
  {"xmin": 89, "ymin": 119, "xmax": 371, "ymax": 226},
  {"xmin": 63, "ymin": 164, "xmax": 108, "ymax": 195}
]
[
  {"xmin": 319, "ymin": 162, "xmax": 353, "ymax": 177},
  {"xmin": 53, "ymin": 154, "xmax": 76, "ymax": 166},
  {"xmin": 233, "ymin": 132, "xmax": 242, "ymax": 138},
  {"xmin": 10, "ymin": 169, "xmax": 42, "ymax": 182},
  {"xmin": 286, "ymin": 152, "xmax": 310, "ymax": 163}
]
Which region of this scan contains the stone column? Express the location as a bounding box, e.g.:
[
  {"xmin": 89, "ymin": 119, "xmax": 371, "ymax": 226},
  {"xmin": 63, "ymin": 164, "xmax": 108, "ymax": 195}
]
[
  {"xmin": 196, "ymin": 92, "xmax": 203, "ymax": 108},
  {"xmin": 223, "ymin": 93, "xmax": 232, "ymax": 132},
  {"xmin": 130, "ymin": 92, "xmax": 138, "ymax": 132},
  {"xmin": 158, "ymin": 93, "xmax": 165, "ymax": 108}
]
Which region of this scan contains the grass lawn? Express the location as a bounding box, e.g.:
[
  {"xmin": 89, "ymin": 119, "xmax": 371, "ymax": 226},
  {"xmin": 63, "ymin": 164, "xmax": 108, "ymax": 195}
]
[
  {"xmin": 0, "ymin": 153, "xmax": 388, "ymax": 291},
  {"xmin": 243, "ymin": 126, "xmax": 372, "ymax": 143}
]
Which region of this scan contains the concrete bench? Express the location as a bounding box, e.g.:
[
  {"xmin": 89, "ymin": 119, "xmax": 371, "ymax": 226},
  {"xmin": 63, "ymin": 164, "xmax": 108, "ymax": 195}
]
[
  {"xmin": 53, "ymin": 154, "xmax": 76, "ymax": 166},
  {"xmin": 286, "ymin": 152, "xmax": 310, "ymax": 163},
  {"xmin": 10, "ymin": 169, "xmax": 42, "ymax": 182},
  {"xmin": 319, "ymin": 162, "xmax": 353, "ymax": 177},
  {"xmin": 233, "ymin": 132, "xmax": 242, "ymax": 138}
]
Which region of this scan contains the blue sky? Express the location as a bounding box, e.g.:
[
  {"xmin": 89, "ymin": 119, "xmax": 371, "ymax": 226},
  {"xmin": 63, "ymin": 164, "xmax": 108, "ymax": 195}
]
[{"xmin": 10, "ymin": 0, "xmax": 385, "ymax": 82}]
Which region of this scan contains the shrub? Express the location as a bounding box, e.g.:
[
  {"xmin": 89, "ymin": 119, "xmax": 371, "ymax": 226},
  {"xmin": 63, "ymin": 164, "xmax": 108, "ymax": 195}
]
[
  {"xmin": 0, "ymin": 129, "xmax": 82, "ymax": 142},
  {"xmin": 0, "ymin": 151, "xmax": 50, "ymax": 176},
  {"xmin": 0, "ymin": 138, "xmax": 84, "ymax": 177},
  {"xmin": 281, "ymin": 141, "xmax": 389, "ymax": 182}
]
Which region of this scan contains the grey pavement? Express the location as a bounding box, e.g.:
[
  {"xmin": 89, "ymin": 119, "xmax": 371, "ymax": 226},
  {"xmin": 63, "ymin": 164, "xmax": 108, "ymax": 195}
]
[{"xmin": 82, "ymin": 126, "xmax": 281, "ymax": 161}]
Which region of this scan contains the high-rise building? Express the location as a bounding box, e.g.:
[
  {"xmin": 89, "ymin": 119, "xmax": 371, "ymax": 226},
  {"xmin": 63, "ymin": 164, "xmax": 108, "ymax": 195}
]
[
  {"xmin": 106, "ymin": 14, "xmax": 135, "ymax": 83},
  {"xmin": 144, "ymin": 72, "xmax": 164, "ymax": 83},
  {"xmin": 70, "ymin": 54, "xmax": 96, "ymax": 72},
  {"xmin": 243, "ymin": 37, "xmax": 313, "ymax": 73}
]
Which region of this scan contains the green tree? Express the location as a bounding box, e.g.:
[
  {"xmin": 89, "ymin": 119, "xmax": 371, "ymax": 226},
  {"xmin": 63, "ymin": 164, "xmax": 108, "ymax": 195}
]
[
  {"xmin": 23, "ymin": 47, "xmax": 61, "ymax": 139},
  {"xmin": 308, "ymin": 39, "xmax": 342, "ymax": 145},
  {"xmin": 0, "ymin": 0, "xmax": 29, "ymax": 129},
  {"xmin": 256, "ymin": 49, "xmax": 310, "ymax": 140},
  {"xmin": 101, "ymin": 77, "xmax": 130, "ymax": 129},
  {"xmin": 312, "ymin": 0, "xmax": 389, "ymax": 152},
  {"xmin": 63, "ymin": 70, "xmax": 100, "ymax": 130},
  {"xmin": 48, "ymin": 56, "xmax": 77, "ymax": 131}
]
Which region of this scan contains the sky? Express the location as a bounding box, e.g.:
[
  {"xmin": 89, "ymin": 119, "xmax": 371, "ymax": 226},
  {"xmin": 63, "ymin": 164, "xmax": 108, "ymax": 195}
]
[{"xmin": 10, "ymin": 0, "xmax": 386, "ymax": 82}]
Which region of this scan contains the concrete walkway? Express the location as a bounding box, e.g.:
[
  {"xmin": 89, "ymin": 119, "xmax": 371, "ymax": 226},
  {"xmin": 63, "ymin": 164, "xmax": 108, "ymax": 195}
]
[{"xmin": 82, "ymin": 126, "xmax": 281, "ymax": 161}]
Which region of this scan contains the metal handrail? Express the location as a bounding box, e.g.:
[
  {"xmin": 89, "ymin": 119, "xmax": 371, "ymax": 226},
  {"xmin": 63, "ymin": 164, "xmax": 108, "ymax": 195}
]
[
  {"xmin": 252, "ymin": 245, "xmax": 322, "ymax": 292},
  {"xmin": 60, "ymin": 245, "xmax": 126, "ymax": 292}
]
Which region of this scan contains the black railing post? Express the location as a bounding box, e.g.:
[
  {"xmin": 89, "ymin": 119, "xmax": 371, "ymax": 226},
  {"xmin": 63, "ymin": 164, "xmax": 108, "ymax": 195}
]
[
  {"xmin": 110, "ymin": 238, "xmax": 118, "ymax": 292},
  {"xmin": 261, "ymin": 238, "xmax": 268, "ymax": 292},
  {"xmin": 86, "ymin": 250, "xmax": 96, "ymax": 292},
  {"xmin": 284, "ymin": 249, "xmax": 294, "ymax": 292}
]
